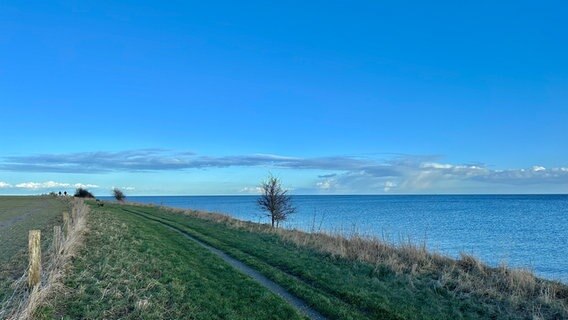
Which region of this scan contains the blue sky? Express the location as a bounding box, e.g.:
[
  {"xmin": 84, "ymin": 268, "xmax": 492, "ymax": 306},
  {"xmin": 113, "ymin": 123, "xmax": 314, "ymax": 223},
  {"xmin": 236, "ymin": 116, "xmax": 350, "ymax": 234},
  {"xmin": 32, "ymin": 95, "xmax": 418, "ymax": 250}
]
[{"xmin": 1, "ymin": 1, "xmax": 567, "ymax": 195}]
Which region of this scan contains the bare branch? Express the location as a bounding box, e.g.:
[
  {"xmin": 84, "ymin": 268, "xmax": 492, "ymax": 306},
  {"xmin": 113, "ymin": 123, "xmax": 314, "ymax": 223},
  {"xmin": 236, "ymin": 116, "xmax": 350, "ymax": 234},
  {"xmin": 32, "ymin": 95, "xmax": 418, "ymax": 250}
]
[
  {"xmin": 257, "ymin": 175, "xmax": 296, "ymax": 228},
  {"xmin": 112, "ymin": 188, "xmax": 126, "ymax": 202}
]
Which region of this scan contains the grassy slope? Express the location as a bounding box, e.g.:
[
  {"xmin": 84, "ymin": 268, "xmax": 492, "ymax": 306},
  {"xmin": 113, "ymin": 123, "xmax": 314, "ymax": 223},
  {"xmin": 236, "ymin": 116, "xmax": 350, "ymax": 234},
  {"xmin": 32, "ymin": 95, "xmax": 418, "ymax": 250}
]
[
  {"xmin": 121, "ymin": 204, "xmax": 498, "ymax": 320},
  {"xmin": 122, "ymin": 204, "xmax": 568, "ymax": 320},
  {"xmin": 40, "ymin": 201, "xmax": 568, "ymax": 319},
  {"xmin": 0, "ymin": 196, "xmax": 71, "ymax": 303},
  {"xmin": 39, "ymin": 202, "xmax": 304, "ymax": 319}
]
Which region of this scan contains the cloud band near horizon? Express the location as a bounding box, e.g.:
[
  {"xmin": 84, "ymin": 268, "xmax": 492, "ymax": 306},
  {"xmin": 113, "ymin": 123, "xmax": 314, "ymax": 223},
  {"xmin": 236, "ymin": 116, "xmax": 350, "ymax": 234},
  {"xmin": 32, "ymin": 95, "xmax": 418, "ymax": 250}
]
[{"xmin": 1, "ymin": 149, "xmax": 567, "ymax": 194}]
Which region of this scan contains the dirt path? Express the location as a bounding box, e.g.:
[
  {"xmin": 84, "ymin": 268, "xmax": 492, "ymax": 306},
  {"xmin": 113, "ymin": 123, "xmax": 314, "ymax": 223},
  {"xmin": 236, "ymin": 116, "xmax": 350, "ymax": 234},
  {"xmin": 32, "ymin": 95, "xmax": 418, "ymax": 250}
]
[{"xmin": 125, "ymin": 208, "xmax": 327, "ymax": 320}]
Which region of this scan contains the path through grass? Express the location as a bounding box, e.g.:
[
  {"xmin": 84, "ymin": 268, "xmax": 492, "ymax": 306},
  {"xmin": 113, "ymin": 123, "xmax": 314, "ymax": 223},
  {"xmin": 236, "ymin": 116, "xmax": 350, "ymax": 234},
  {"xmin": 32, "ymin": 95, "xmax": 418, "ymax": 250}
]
[
  {"xmin": 40, "ymin": 202, "xmax": 568, "ymax": 319},
  {"xmin": 39, "ymin": 201, "xmax": 304, "ymax": 319},
  {"xmin": 120, "ymin": 203, "xmax": 568, "ymax": 319}
]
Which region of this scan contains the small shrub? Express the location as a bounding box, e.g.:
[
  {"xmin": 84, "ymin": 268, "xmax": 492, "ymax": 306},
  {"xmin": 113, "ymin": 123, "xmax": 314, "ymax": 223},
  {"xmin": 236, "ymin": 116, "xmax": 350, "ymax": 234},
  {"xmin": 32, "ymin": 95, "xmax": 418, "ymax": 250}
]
[
  {"xmin": 112, "ymin": 188, "xmax": 126, "ymax": 202},
  {"xmin": 74, "ymin": 188, "xmax": 94, "ymax": 198}
]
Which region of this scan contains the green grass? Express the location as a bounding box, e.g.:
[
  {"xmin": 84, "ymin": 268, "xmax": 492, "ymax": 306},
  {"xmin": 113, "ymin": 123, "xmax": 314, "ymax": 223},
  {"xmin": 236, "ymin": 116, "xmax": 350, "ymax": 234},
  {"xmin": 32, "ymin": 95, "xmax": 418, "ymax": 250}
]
[
  {"xmin": 0, "ymin": 196, "xmax": 71, "ymax": 304},
  {"xmin": 39, "ymin": 201, "xmax": 304, "ymax": 319},
  {"xmin": 36, "ymin": 201, "xmax": 568, "ymax": 319},
  {"xmin": 118, "ymin": 205, "xmax": 487, "ymax": 319},
  {"xmin": 115, "ymin": 203, "xmax": 568, "ymax": 320}
]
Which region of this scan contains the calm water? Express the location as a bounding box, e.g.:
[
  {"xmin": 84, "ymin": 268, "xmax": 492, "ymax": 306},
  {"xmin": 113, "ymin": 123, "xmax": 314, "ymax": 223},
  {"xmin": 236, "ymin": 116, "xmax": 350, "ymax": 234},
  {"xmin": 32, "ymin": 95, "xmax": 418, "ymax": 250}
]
[{"xmin": 123, "ymin": 195, "xmax": 568, "ymax": 282}]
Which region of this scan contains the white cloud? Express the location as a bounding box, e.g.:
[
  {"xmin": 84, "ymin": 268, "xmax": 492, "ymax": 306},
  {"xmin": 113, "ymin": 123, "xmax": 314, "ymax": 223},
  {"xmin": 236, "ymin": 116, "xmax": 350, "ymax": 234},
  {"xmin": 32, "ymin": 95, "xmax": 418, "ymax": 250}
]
[
  {"xmin": 111, "ymin": 186, "xmax": 136, "ymax": 191},
  {"xmin": 239, "ymin": 186, "xmax": 262, "ymax": 194},
  {"xmin": 0, "ymin": 181, "xmax": 12, "ymax": 188},
  {"xmin": 16, "ymin": 181, "xmax": 70, "ymax": 189},
  {"xmin": 421, "ymin": 162, "xmax": 454, "ymax": 169},
  {"xmin": 14, "ymin": 181, "xmax": 100, "ymax": 190},
  {"xmin": 253, "ymin": 154, "xmax": 300, "ymax": 161},
  {"xmin": 313, "ymin": 158, "xmax": 568, "ymax": 194},
  {"xmin": 316, "ymin": 179, "xmax": 335, "ymax": 190},
  {"xmin": 74, "ymin": 183, "xmax": 100, "ymax": 189},
  {"xmin": 384, "ymin": 181, "xmax": 396, "ymax": 192}
]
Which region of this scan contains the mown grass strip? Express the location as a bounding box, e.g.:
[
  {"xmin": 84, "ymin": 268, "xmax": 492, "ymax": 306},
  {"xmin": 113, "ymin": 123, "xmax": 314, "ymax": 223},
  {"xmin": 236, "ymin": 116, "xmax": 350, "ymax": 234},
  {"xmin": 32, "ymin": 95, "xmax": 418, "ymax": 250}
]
[{"xmin": 157, "ymin": 219, "xmax": 328, "ymax": 320}]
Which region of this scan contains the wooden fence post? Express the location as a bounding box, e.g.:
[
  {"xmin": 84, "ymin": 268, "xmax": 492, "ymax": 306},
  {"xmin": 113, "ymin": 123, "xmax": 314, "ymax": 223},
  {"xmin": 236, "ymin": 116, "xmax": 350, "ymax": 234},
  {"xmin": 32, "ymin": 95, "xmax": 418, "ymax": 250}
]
[
  {"xmin": 28, "ymin": 230, "xmax": 41, "ymax": 288},
  {"xmin": 53, "ymin": 226, "xmax": 62, "ymax": 254},
  {"xmin": 63, "ymin": 212, "xmax": 70, "ymax": 237}
]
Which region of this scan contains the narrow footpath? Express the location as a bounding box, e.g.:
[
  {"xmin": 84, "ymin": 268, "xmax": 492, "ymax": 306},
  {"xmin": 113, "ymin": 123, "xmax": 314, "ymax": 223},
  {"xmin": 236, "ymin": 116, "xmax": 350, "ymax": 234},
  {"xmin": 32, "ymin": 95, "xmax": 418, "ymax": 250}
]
[{"xmin": 124, "ymin": 208, "xmax": 327, "ymax": 320}]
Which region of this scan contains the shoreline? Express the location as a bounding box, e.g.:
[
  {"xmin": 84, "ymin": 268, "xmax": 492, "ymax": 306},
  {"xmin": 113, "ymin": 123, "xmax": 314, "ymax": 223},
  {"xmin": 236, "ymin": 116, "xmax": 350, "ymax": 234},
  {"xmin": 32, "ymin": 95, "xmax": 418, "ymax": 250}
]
[
  {"xmin": 120, "ymin": 195, "xmax": 568, "ymax": 284},
  {"xmin": 118, "ymin": 200, "xmax": 568, "ymax": 318}
]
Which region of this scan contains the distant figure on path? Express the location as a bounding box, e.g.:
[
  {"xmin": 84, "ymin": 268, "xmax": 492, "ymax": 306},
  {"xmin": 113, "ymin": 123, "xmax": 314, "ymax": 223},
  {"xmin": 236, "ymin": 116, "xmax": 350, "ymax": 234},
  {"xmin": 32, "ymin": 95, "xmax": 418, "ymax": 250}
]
[{"xmin": 58, "ymin": 191, "xmax": 62, "ymax": 196}]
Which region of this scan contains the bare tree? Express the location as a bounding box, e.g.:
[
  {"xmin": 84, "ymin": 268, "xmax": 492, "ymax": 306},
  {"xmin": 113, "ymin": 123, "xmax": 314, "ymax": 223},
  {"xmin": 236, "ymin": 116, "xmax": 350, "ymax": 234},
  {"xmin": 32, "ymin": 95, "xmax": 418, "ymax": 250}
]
[
  {"xmin": 113, "ymin": 188, "xmax": 126, "ymax": 202},
  {"xmin": 257, "ymin": 175, "xmax": 296, "ymax": 228}
]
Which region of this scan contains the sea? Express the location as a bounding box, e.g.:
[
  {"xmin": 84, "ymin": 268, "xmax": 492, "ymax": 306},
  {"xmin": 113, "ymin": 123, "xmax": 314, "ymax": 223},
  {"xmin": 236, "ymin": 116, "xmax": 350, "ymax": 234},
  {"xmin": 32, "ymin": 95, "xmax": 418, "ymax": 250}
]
[{"xmin": 118, "ymin": 195, "xmax": 568, "ymax": 283}]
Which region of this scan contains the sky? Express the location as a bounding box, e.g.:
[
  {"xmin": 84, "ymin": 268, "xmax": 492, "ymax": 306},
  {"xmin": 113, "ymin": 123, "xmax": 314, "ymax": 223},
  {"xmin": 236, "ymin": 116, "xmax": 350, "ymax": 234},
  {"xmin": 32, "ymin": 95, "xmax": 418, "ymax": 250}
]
[{"xmin": 1, "ymin": 1, "xmax": 567, "ymax": 195}]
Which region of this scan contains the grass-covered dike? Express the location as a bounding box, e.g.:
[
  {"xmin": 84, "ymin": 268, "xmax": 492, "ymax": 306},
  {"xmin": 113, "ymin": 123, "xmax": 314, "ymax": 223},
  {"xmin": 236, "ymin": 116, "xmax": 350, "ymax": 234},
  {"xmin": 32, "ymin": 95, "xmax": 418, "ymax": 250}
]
[{"xmin": 38, "ymin": 201, "xmax": 568, "ymax": 319}]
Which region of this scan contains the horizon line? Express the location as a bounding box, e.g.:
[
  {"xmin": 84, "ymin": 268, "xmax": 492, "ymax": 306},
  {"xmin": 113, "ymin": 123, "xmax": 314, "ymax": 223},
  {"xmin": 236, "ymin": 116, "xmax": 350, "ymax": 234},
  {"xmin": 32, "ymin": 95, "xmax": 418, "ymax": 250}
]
[{"xmin": 2, "ymin": 193, "xmax": 567, "ymax": 197}]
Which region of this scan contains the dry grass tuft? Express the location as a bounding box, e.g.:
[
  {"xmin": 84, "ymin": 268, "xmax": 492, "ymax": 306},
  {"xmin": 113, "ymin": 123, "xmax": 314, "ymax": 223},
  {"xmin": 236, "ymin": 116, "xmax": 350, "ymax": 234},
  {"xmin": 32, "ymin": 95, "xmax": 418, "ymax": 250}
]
[{"xmin": 136, "ymin": 299, "xmax": 150, "ymax": 311}]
